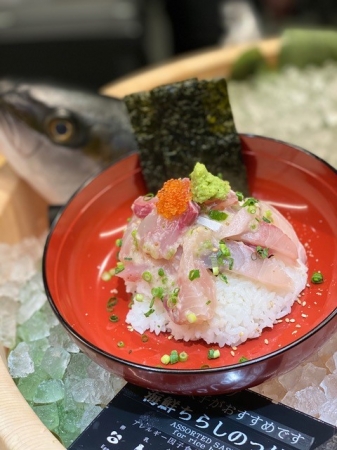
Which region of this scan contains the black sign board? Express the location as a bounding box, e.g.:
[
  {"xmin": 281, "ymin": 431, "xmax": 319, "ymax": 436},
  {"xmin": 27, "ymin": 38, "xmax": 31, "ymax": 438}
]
[{"xmin": 69, "ymin": 383, "xmax": 337, "ymax": 450}]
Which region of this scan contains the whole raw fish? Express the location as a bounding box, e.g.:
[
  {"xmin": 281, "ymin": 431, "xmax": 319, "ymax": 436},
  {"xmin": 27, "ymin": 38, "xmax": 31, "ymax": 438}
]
[{"xmin": 0, "ymin": 79, "xmax": 137, "ymax": 204}]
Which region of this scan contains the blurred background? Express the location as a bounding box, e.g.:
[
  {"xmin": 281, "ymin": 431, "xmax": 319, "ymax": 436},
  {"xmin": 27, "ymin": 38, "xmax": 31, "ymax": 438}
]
[{"xmin": 0, "ymin": 0, "xmax": 336, "ymax": 90}]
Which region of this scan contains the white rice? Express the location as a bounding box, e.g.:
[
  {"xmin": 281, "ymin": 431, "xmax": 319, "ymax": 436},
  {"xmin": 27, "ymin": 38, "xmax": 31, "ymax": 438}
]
[{"xmin": 125, "ymin": 259, "xmax": 308, "ymax": 347}]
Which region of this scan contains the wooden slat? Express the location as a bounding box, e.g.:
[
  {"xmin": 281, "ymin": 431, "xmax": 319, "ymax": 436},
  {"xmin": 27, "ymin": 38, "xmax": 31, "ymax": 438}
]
[{"xmin": 103, "ymin": 38, "xmax": 280, "ymax": 97}]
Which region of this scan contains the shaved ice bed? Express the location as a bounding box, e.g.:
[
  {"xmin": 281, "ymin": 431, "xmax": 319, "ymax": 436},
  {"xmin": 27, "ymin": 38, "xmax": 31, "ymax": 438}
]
[
  {"xmin": 2, "ymin": 61, "xmax": 337, "ymax": 445},
  {"xmin": 1, "ymin": 235, "xmax": 126, "ymax": 448}
]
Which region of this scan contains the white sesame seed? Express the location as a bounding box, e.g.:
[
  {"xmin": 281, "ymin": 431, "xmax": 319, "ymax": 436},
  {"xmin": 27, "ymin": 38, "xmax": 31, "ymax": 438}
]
[
  {"xmin": 230, "ymin": 350, "xmax": 235, "ymax": 357},
  {"xmin": 301, "ymin": 313, "xmax": 308, "ymax": 318},
  {"xmin": 264, "ymin": 339, "xmax": 269, "ymax": 345}
]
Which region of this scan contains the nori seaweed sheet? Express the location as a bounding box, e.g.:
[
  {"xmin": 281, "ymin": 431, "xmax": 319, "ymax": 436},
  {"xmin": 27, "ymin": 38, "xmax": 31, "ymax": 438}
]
[{"xmin": 124, "ymin": 78, "xmax": 249, "ymax": 195}]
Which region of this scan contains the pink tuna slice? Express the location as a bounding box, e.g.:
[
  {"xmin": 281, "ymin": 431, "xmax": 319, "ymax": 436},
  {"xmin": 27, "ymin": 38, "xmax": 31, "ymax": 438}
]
[
  {"xmin": 137, "ymin": 201, "xmax": 200, "ymax": 260},
  {"xmin": 224, "ymin": 241, "xmax": 294, "ymax": 292},
  {"xmin": 132, "ymin": 195, "xmax": 157, "ymax": 218},
  {"xmin": 164, "ymin": 226, "xmax": 217, "ymax": 325}
]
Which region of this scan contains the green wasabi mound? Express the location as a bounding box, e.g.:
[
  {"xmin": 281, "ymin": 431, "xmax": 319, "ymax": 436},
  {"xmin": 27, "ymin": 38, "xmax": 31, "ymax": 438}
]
[{"xmin": 190, "ymin": 162, "xmax": 231, "ymax": 204}]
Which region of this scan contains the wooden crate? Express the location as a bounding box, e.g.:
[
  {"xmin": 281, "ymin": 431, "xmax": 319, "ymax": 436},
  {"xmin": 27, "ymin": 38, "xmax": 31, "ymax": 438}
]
[{"xmin": 0, "ymin": 38, "xmax": 280, "ymax": 450}]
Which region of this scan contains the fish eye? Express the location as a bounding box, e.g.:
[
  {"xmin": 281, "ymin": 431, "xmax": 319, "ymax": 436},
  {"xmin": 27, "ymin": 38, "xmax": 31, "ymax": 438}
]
[{"xmin": 47, "ymin": 118, "xmax": 75, "ymax": 143}]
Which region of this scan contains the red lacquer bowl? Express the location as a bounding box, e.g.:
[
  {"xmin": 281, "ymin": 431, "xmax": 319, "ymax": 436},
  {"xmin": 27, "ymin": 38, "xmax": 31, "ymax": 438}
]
[{"xmin": 43, "ymin": 135, "xmax": 337, "ymax": 395}]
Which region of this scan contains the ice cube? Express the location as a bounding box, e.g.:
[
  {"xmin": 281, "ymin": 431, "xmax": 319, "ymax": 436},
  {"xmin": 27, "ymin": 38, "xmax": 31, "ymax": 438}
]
[
  {"xmin": 17, "ymin": 367, "xmax": 49, "ymax": 401},
  {"xmin": 79, "ymin": 405, "xmax": 103, "ymax": 431},
  {"xmin": 33, "ymin": 379, "xmax": 65, "ymax": 403},
  {"xmin": 40, "ymin": 346, "xmax": 71, "ymax": 379},
  {"xmin": 282, "ymin": 386, "xmax": 327, "ymax": 417},
  {"xmin": 17, "ymin": 310, "xmax": 51, "ymax": 342},
  {"xmin": 17, "ymin": 273, "xmax": 47, "ymax": 324},
  {"xmin": 65, "ymin": 353, "xmax": 91, "ymax": 378},
  {"xmin": 0, "ymin": 295, "xmax": 19, "ymax": 348},
  {"xmin": 27, "ymin": 338, "xmax": 50, "ymax": 365},
  {"xmin": 7, "ymin": 342, "xmax": 34, "ymax": 378},
  {"xmin": 49, "ymin": 324, "xmax": 79, "ymax": 354},
  {"xmin": 319, "ymin": 398, "xmax": 337, "ymax": 426},
  {"xmin": 32, "ymin": 403, "xmax": 59, "ymax": 431},
  {"xmin": 320, "ymin": 374, "xmax": 337, "ymax": 399}
]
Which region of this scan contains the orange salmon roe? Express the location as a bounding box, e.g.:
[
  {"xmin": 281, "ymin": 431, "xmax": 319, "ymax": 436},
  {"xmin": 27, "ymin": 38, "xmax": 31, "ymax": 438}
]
[{"xmin": 157, "ymin": 178, "xmax": 192, "ymax": 219}]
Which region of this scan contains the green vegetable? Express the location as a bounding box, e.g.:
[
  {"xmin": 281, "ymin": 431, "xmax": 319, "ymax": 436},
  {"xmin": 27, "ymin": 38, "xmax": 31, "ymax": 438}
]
[
  {"xmin": 161, "ymin": 354, "xmax": 170, "ymax": 365},
  {"xmin": 151, "ymin": 286, "xmax": 164, "ymax": 299},
  {"xmin": 117, "ymin": 341, "xmax": 125, "ymax": 348},
  {"xmin": 109, "ymin": 315, "xmax": 119, "ymax": 322},
  {"xmin": 142, "ymin": 271, "xmax": 152, "ymax": 282},
  {"xmin": 256, "ymin": 246, "xmax": 269, "ymax": 259},
  {"xmin": 207, "ymin": 348, "xmax": 220, "ymax": 359},
  {"xmin": 144, "ymin": 308, "xmax": 155, "ymax": 317},
  {"xmin": 188, "ymin": 269, "xmax": 200, "ymax": 281},
  {"xmin": 219, "ymin": 274, "xmax": 228, "ymax": 283},
  {"xmin": 115, "ymin": 238, "xmax": 123, "ymax": 247},
  {"xmin": 239, "ymin": 356, "xmax": 249, "ymax": 363},
  {"xmin": 179, "ymin": 351, "xmax": 188, "ymax": 362},
  {"xmin": 190, "ymin": 162, "xmax": 230, "ymax": 204},
  {"xmin": 311, "ymin": 272, "xmax": 324, "ymax": 284},
  {"xmin": 158, "ymin": 268, "xmax": 165, "ymax": 277},
  {"xmin": 106, "ymin": 297, "xmax": 118, "ymax": 311},
  {"xmin": 208, "ymin": 210, "xmax": 229, "ymax": 221}
]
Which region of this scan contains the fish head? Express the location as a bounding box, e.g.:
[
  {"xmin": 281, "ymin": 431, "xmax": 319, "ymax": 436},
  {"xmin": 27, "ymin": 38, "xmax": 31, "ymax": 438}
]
[{"xmin": 0, "ymin": 79, "xmax": 137, "ymax": 204}]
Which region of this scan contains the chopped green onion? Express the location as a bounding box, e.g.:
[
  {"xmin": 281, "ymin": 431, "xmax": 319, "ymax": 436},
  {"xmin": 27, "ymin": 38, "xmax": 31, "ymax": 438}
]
[
  {"xmin": 115, "ymin": 238, "xmax": 123, "ymax": 247},
  {"xmin": 256, "ymin": 246, "xmax": 269, "ymax": 259},
  {"xmin": 170, "ymin": 350, "xmax": 179, "ymax": 364},
  {"xmin": 161, "ymin": 354, "xmax": 170, "ymax": 365},
  {"xmin": 212, "ymin": 266, "xmax": 219, "ymax": 276},
  {"xmin": 134, "ymin": 293, "xmax": 144, "ymax": 302},
  {"xmin": 239, "ymin": 356, "xmax": 249, "ymax": 363},
  {"xmin": 236, "ymin": 191, "xmax": 244, "ymax": 201},
  {"xmin": 188, "ymin": 269, "xmax": 200, "ymax": 281},
  {"xmin": 158, "ymin": 268, "xmax": 165, "ymax": 277},
  {"xmin": 114, "ymin": 262, "xmax": 125, "ymax": 274},
  {"xmin": 109, "ymin": 315, "xmax": 119, "ymax": 322},
  {"xmin": 143, "ymin": 193, "xmax": 154, "ymax": 201},
  {"xmin": 151, "ymin": 287, "xmax": 164, "ymax": 299},
  {"xmin": 106, "ymin": 297, "xmax": 118, "ymax": 311},
  {"xmin": 219, "ymin": 242, "xmax": 230, "ymax": 257},
  {"xmin": 311, "ymin": 272, "xmax": 324, "ymax": 284},
  {"xmin": 179, "ymin": 351, "xmax": 188, "ymax": 362},
  {"xmin": 207, "ymin": 348, "xmax": 220, "ymax": 359},
  {"xmin": 228, "ymin": 257, "xmax": 234, "ymax": 270},
  {"xmin": 262, "ymin": 216, "xmax": 271, "ymax": 223},
  {"xmin": 131, "ymin": 229, "xmax": 138, "ymax": 249},
  {"xmin": 219, "ymin": 274, "xmax": 228, "ymax": 283},
  {"xmin": 144, "ymin": 308, "xmax": 155, "ymax": 317},
  {"xmin": 142, "ymin": 271, "xmax": 152, "ymax": 282},
  {"xmin": 117, "ymin": 341, "xmax": 124, "ymax": 348},
  {"xmin": 243, "ymin": 197, "xmax": 259, "ymax": 207},
  {"xmin": 208, "ymin": 210, "xmax": 228, "ymax": 221}
]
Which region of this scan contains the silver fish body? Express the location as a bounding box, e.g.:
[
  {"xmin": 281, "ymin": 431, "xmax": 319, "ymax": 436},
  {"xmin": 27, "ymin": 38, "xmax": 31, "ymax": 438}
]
[{"xmin": 0, "ymin": 79, "xmax": 137, "ymax": 204}]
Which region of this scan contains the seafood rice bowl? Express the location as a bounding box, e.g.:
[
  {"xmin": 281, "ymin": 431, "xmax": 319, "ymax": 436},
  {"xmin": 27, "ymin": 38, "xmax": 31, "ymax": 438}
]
[{"xmin": 114, "ymin": 163, "xmax": 308, "ymax": 348}]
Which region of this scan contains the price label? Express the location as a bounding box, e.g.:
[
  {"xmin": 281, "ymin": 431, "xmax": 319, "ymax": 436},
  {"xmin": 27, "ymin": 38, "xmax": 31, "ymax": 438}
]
[{"xmin": 69, "ymin": 384, "xmax": 337, "ymax": 450}]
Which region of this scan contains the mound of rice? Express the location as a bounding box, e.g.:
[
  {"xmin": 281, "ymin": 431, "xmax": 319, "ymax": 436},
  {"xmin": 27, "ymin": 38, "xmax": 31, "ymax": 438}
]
[{"xmin": 125, "ymin": 259, "xmax": 307, "ymax": 347}]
